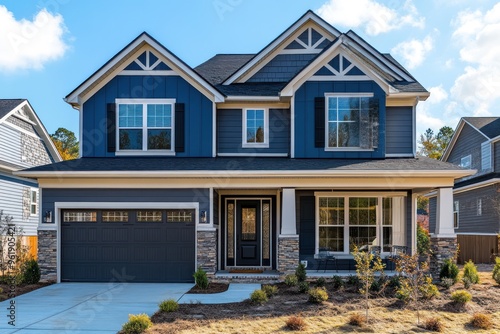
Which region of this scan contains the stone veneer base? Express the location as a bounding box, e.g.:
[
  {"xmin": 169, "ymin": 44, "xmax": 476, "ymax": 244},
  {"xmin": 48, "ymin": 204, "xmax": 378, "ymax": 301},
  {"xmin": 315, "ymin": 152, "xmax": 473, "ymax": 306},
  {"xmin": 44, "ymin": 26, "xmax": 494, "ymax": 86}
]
[
  {"xmin": 197, "ymin": 229, "xmax": 217, "ymax": 274},
  {"xmin": 38, "ymin": 230, "xmax": 57, "ymax": 282},
  {"xmin": 429, "ymin": 236, "xmax": 457, "ymax": 280},
  {"xmin": 277, "ymin": 235, "xmax": 299, "ymax": 274}
]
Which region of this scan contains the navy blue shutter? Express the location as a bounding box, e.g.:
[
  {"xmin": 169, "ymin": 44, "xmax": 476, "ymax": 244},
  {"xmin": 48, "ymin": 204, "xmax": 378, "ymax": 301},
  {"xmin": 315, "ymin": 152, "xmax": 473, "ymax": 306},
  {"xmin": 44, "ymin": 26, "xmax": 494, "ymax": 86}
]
[
  {"xmin": 314, "ymin": 97, "xmax": 325, "ymax": 148},
  {"xmin": 107, "ymin": 103, "xmax": 116, "ymax": 153},
  {"xmin": 175, "ymin": 103, "xmax": 185, "ymax": 152}
]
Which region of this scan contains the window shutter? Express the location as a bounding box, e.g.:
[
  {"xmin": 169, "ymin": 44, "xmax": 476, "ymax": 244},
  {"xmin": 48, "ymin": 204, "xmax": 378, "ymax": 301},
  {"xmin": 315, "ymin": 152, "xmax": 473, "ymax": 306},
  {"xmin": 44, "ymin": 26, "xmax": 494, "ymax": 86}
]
[
  {"xmin": 369, "ymin": 98, "xmax": 379, "ymax": 149},
  {"xmin": 481, "ymin": 141, "xmax": 491, "ymax": 171},
  {"xmin": 106, "ymin": 103, "xmax": 116, "ymax": 153},
  {"xmin": 314, "ymin": 97, "xmax": 325, "ymax": 148},
  {"xmin": 175, "ymin": 103, "xmax": 185, "ymax": 152}
]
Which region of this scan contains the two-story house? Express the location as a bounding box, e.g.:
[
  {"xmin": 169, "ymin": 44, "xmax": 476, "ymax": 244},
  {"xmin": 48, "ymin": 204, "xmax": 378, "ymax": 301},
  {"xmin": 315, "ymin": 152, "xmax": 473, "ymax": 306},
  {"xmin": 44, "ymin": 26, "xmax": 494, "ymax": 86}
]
[
  {"xmin": 0, "ymin": 99, "xmax": 61, "ymax": 258},
  {"xmin": 429, "ymin": 117, "xmax": 500, "ymax": 263},
  {"xmin": 17, "ymin": 11, "xmax": 473, "ymax": 283}
]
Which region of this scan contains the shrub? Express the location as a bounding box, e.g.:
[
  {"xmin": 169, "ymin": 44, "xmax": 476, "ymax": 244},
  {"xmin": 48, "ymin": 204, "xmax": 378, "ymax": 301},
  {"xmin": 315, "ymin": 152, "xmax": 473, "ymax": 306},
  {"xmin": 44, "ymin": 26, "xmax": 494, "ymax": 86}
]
[
  {"xmin": 439, "ymin": 259, "xmax": 459, "ymax": 283},
  {"xmin": 419, "ymin": 276, "xmax": 440, "ymax": 300},
  {"xmin": 193, "ymin": 267, "xmax": 208, "ymax": 289},
  {"xmin": 286, "ymin": 315, "xmax": 306, "ymax": 331},
  {"xmin": 492, "ymin": 257, "xmax": 500, "ymax": 285},
  {"xmin": 370, "ymin": 276, "xmax": 387, "ymax": 292},
  {"xmin": 440, "ymin": 277, "xmax": 454, "ymax": 289},
  {"xmin": 423, "ymin": 317, "xmax": 443, "ymax": 332},
  {"xmin": 470, "ymin": 313, "xmax": 492, "ymax": 330},
  {"xmin": 462, "ymin": 260, "xmax": 479, "ymax": 285},
  {"xmin": 159, "ymin": 299, "xmax": 179, "ymax": 312},
  {"xmin": 395, "ymin": 280, "xmax": 411, "ymax": 303},
  {"xmin": 332, "ymin": 275, "xmax": 344, "ymax": 289},
  {"xmin": 21, "ymin": 259, "xmax": 40, "ymax": 284},
  {"xmin": 298, "ymin": 281, "xmax": 310, "ymax": 293},
  {"xmin": 262, "ymin": 284, "xmax": 278, "ymax": 298},
  {"xmin": 315, "ymin": 277, "xmax": 326, "ymax": 287},
  {"xmin": 451, "ymin": 290, "xmax": 472, "ymax": 304},
  {"xmin": 388, "ymin": 275, "xmax": 401, "ymax": 288},
  {"xmin": 346, "ymin": 275, "xmax": 360, "ymax": 287},
  {"xmin": 308, "ymin": 287, "xmax": 328, "ymax": 303},
  {"xmin": 284, "ymin": 274, "xmax": 298, "ymax": 286},
  {"xmin": 348, "ymin": 313, "xmax": 365, "ymax": 327},
  {"xmin": 417, "ymin": 223, "xmax": 430, "ymax": 255},
  {"xmin": 462, "ymin": 276, "xmax": 472, "ymax": 289},
  {"xmin": 250, "ymin": 289, "xmax": 268, "ymax": 304},
  {"xmin": 121, "ymin": 314, "xmax": 152, "ymax": 334},
  {"xmin": 295, "ymin": 263, "xmax": 307, "ymax": 282}
]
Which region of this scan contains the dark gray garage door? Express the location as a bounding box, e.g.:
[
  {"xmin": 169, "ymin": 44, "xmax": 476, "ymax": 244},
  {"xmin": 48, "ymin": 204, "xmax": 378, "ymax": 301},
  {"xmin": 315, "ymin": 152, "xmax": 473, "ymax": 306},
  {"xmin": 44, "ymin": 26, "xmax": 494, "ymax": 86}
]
[{"xmin": 61, "ymin": 209, "xmax": 195, "ymax": 282}]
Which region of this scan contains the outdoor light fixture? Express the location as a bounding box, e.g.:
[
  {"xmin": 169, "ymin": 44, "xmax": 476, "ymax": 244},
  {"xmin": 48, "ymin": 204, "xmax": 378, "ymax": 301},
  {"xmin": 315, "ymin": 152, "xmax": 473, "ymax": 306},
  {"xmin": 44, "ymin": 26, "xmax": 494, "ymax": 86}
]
[
  {"xmin": 44, "ymin": 210, "xmax": 53, "ymax": 223},
  {"xmin": 200, "ymin": 210, "xmax": 207, "ymax": 224}
]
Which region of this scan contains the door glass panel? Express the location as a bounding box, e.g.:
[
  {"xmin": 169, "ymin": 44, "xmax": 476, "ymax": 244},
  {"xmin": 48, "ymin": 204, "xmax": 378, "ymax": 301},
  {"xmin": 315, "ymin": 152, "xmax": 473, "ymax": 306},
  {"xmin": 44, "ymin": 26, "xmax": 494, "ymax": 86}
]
[
  {"xmin": 242, "ymin": 207, "xmax": 256, "ymax": 241},
  {"xmin": 227, "ymin": 202, "xmax": 234, "ymax": 259},
  {"xmin": 166, "ymin": 209, "xmax": 194, "ymax": 223},
  {"xmin": 102, "ymin": 211, "xmax": 129, "ymax": 222},
  {"xmin": 137, "ymin": 211, "xmax": 162, "ymax": 222},
  {"xmin": 63, "ymin": 211, "xmax": 97, "ymax": 223},
  {"xmin": 262, "ymin": 202, "xmax": 270, "ymax": 260}
]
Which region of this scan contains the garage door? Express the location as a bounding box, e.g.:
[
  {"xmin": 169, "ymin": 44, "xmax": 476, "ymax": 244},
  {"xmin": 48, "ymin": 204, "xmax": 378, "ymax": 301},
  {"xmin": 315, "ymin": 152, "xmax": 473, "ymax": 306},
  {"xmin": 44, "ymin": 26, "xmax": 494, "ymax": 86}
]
[{"xmin": 61, "ymin": 208, "xmax": 195, "ymax": 282}]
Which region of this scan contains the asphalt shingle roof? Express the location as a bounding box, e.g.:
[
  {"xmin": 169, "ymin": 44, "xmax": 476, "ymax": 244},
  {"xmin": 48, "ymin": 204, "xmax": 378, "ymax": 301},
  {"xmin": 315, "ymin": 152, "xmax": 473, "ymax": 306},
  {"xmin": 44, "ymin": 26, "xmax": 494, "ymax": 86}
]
[
  {"xmin": 0, "ymin": 99, "xmax": 25, "ymax": 119},
  {"xmin": 195, "ymin": 54, "xmax": 255, "ymax": 86},
  {"xmin": 463, "ymin": 117, "xmax": 500, "ymax": 139},
  {"xmin": 215, "ymin": 83, "xmax": 287, "ymax": 97}
]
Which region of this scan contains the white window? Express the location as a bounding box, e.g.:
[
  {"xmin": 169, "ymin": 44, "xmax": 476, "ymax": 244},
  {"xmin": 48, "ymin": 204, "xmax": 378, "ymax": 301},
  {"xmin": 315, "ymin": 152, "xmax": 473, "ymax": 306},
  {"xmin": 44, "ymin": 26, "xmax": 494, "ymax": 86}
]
[
  {"xmin": 453, "ymin": 201, "xmax": 459, "ymax": 228},
  {"xmin": 242, "ymin": 108, "xmax": 268, "ymax": 148},
  {"xmin": 460, "ymin": 155, "xmax": 471, "ymax": 169},
  {"xmin": 477, "ymin": 199, "xmax": 482, "ymax": 216},
  {"xmin": 116, "ymin": 99, "xmax": 175, "ymax": 152},
  {"xmin": 30, "ymin": 189, "xmax": 38, "ymax": 216}
]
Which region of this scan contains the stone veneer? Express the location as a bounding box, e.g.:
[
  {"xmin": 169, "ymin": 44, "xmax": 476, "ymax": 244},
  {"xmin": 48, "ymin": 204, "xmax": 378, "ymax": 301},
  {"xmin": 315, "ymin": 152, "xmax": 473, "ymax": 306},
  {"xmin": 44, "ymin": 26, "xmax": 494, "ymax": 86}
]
[
  {"xmin": 197, "ymin": 229, "xmax": 217, "ymax": 275},
  {"xmin": 38, "ymin": 230, "xmax": 57, "ymax": 282},
  {"xmin": 21, "ymin": 132, "xmax": 52, "ymax": 166},
  {"xmin": 429, "ymin": 237, "xmax": 457, "ymax": 280},
  {"xmin": 277, "ymin": 235, "xmax": 299, "ymax": 274}
]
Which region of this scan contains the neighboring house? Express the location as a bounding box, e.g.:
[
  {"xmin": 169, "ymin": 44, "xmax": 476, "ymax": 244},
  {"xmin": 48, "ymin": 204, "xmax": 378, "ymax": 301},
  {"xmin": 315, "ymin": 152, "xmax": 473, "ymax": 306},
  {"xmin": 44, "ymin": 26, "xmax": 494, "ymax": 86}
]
[
  {"xmin": 417, "ymin": 208, "xmax": 429, "ymax": 231},
  {"xmin": 17, "ymin": 11, "xmax": 472, "ymax": 283},
  {"xmin": 429, "ymin": 117, "xmax": 500, "ymax": 263},
  {"xmin": 0, "ymin": 99, "xmax": 61, "ymax": 258}
]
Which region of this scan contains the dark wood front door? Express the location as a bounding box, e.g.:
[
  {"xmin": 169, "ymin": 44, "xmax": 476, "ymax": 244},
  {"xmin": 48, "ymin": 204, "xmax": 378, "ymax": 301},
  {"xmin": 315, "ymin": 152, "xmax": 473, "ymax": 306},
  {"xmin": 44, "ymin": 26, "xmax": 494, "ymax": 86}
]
[{"xmin": 236, "ymin": 200, "xmax": 261, "ymax": 266}]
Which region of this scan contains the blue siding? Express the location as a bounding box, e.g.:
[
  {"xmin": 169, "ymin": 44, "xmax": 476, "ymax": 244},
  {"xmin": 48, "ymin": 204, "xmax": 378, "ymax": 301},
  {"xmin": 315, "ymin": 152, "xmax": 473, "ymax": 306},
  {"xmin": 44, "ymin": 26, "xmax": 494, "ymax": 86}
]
[
  {"xmin": 386, "ymin": 106, "xmax": 413, "ymax": 155},
  {"xmin": 248, "ymin": 54, "xmax": 317, "ymax": 83},
  {"xmin": 294, "ymin": 81, "xmax": 386, "ymax": 158},
  {"xmin": 82, "ymin": 75, "xmax": 213, "ymax": 157},
  {"xmin": 217, "ymin": 109, "xmax": 290, "ymax": 154}
]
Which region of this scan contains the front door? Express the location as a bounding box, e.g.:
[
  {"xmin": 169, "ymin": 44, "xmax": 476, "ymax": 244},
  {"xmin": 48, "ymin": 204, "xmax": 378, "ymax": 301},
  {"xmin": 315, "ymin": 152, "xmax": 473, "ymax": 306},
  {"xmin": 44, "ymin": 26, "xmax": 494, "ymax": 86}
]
[{"xmin": 236, "ymin": 200, "xmax": 261, "ymax": 266}]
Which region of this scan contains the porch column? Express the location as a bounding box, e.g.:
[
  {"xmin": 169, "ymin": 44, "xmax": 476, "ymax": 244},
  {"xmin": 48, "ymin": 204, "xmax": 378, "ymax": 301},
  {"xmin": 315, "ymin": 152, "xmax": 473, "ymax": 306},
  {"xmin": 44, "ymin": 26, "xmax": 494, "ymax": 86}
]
[
  {"xmin": 278, "ymin": 188, "xmax": 299, "ymax": 275},
  {"xmin": 430, "ymin": 187, "xmax": 457, "ymax": 279}
]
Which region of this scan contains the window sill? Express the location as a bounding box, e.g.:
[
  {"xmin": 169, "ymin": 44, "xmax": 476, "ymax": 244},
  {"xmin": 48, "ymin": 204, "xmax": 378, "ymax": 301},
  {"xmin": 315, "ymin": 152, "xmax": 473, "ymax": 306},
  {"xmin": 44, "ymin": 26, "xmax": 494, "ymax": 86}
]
[
  {"xmin": 242, "ymin": 143, "xmax": 269, "ymax": 149},
  {"xmin": 115, "ymin": 151, "xmax": 176, "ymax": 156},
  {"xmin": 324, "ymin": 148, "xmax": 374, "ymax": 152}
]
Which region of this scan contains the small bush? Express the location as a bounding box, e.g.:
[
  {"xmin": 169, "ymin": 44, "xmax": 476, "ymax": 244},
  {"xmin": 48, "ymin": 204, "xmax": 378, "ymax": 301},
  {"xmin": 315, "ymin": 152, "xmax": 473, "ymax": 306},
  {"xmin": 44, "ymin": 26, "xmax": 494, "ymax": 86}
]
[
  {"xmin": 121, "ymin": 314, "xmax": 152, "ymax": 334},
  {"xmin": 250, "ymin": 289, "xmax": 268, "ymax": 304},
  {"xmin": 417, "ymin": 223, "xmax": 431, "ymax": 255},
  {"xmin": 462, "ymin": 260, "xmax": 479, "ymax": 285},
  {"xmin": 193, "ymin": 267, "xmax": 208, "ymax": 289},
  {"xmin": 286, "ymin": 315, "xmax": 306, "ymax": 331},
  {"xmin": 451, "ymin": 290, "xmax": 472, "ymax": 304},
  {"xmin": 420, "ymin": 276, "xmax": 440, "ymax": 300},
  {"xmin": 298, "ymin": 281, "xmax": 310, "ymax": 293},
  {"xmin": 159, "ymin": 299, "xmax": 179, "ymax": 313},
  {"xmin": 308, "ymin": 287, "xmax": 328, "ymax": 303},
  {"xmin": 21, "ymin": 259, "xmax": 41, "ymax": 284},
  {"xmin": 332, "ymin": 275, "xmax": 344, "ymax": 289},
  {"xmin": 370, "ymin": 276, "xmax": 387, "ymax": 292},
  {"xmin": 348, "ymin": 313, "xmax": 365, "ymax": 327},
  {"xmin": 315, "ymin": 277, "xmax": 326, "ymax": 287},
  {"xmin": 423, "ymin": 317, "xmax": 443, "ymax": 332},
  {"xmin": 388, "ymin": 275, "xmax": 401, "ymax": 289},
  {"xmin": 285, "ymin": 274, "xmax": 298, "ymax": 286},
  {"xmin": 440, "ymin": 277, "xmax": 454, "ymax": 289},
  {"xmin": 346, "ymin": 275, "xmax": 360, "ymax": 287},
  {"xmin": 262, "ymin": 284, "xmax": 278, "ymax": 298},
  {"xmin": 462, "ymin": 276, "xmax": 472, "ymax": 289},
  {"xmin": 295, "ymin": 263, "xmax": 307, "ymax": 282},
  {"xmin": 492, "ymin": 257, "xmax": 500, "ymax": 285},
  {"xmin": 470, "ymin": 313, "xmax": 492, "ymax": 330},
  {"xmin": 395, "ymin": 280, "xmax": 411, "ymax": 303},
  {"xmin": 439, "ymin": 259, "xmax": 459, "ymax": 283}
]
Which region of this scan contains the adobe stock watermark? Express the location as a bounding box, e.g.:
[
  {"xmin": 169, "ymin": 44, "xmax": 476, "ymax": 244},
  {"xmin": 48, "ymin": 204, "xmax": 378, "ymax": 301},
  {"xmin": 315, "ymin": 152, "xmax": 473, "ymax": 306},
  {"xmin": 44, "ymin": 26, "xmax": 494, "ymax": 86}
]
[
  {"xmin": 213, "ymin": 0, "xmax": 243, "ymax": 21},
  {"xmin": 5, "ymin": 223, "xmax": 17, "ymax": 327}
]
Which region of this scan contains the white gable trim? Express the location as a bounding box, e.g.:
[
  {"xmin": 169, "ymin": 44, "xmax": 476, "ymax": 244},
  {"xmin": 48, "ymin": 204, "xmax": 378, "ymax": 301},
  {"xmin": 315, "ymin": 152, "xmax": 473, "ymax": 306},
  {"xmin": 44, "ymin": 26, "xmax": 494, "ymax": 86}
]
[{"xmin": 65, "ymin": 34, "xmax": 224, "ymax": 106}]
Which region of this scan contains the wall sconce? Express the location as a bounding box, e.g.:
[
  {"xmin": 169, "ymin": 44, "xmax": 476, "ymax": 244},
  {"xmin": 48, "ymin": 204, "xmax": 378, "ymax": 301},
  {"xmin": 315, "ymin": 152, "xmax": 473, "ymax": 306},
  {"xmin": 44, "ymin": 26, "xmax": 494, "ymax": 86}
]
[
  {"xmin": 200, "ymin": 210, "xmax": 208, "ymax": 224},
  {"xmin": 43, "ymin": 210, "xmax": 52, "ymax": 223}
]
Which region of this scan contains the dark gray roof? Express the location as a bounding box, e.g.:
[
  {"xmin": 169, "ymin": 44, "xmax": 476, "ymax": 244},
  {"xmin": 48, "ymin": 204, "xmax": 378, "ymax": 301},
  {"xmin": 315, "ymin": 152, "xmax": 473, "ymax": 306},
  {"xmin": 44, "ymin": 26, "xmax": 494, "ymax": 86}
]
[
  {"xmin": 0, "ymin": 99, "xmax": 25, "ymax": 119},
  {"xmin": 20, "ymin": 157, "xmax": 465, "ymax": 173},
  {"xmin": 215, "ymin": 83, "xmax": 287, "ymax": 97},
  {"xmin": 463, "ymin": 117, "xmax": 500, "ymax": 139},
  {"xmin": 195, "ymin": 54, "xmax": 254, "ymax": 86}
]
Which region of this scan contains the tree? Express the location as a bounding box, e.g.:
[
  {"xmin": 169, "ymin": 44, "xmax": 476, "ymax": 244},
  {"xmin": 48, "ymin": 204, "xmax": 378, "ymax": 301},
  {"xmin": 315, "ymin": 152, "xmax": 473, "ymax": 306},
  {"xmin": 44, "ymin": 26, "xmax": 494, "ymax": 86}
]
[
  {"xmin": 50, "ymin": 127, "xmax": 79, "ymax": 160},
  {"xmin": 418, "ymin": 126, "xmax": 454, "ymax": 160}
]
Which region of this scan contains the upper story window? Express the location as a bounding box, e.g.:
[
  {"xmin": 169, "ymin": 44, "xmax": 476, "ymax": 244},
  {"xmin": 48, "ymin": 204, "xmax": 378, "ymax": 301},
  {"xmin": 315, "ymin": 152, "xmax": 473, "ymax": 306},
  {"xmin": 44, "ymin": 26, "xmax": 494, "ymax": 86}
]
[
  {"xmin": 30, "ymin": 189, "xmax": 38, "ymax": 216},
  {"xmin": 116, "ymin": 99, "xmax": 175, "ymax": 153},
  {"xmin": 242, "ymin": 108, "xmax": 268, "ymax": 148},
  {"xmin": 325, "ymin": 94, "xmax": 377, "ymax": 150},
  {"xmin": 460, "ymin": 155, "xmax": 471, "ymax": 169}
]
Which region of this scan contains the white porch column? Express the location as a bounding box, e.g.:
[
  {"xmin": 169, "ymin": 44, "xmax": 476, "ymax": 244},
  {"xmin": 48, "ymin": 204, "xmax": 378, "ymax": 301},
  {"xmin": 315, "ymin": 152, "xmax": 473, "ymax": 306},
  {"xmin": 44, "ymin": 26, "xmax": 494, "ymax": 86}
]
[
  {"xmin": 435, "ymin": 187, "xmax": 456, "ymax": 237},
  {"xmin": 281, "ymin": 188, "xmax": 297, "ymax": 235}
]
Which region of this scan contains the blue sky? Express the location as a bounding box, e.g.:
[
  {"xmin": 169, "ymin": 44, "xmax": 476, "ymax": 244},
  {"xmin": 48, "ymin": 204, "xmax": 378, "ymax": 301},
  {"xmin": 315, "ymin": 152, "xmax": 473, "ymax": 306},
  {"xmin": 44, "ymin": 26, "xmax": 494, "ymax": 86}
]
[{"xmin": 1, "ymin": 0, "xmax": 499, "ymax": 139}]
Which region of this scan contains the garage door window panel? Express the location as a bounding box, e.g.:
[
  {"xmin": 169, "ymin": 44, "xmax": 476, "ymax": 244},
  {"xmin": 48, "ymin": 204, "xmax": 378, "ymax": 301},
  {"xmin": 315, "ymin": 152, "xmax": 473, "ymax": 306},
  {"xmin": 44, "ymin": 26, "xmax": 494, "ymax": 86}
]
[
  {"xmin": 102, "ymin": 211, "xmax": 129, "ymax": 222},
  {"xmin": 63, "ymin": 211, "xmax": 97, "ymax": 223},
  {"xmin": 167, "ymin": 209, "xmax": 195, "ymax": 223},
  {"xmin": 137, "ymin": 210, "xmax": 163, "ymax": 222}
]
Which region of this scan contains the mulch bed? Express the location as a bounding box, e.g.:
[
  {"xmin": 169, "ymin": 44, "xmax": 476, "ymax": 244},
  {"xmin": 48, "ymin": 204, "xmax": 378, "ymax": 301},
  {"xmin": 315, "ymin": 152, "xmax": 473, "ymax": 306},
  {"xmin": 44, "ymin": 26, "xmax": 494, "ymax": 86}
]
[
  {"xmin": 0, "ymin": 281, "xmax": 53, "ymax": 302},
  {"xmin": 187, "ymin": 283, "xmax": 229, "ymax": 294}
]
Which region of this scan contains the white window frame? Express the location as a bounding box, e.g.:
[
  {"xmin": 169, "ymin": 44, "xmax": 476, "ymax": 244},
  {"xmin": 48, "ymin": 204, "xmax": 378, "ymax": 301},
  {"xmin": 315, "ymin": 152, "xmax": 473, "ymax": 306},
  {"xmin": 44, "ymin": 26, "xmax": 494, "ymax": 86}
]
[
  {"xmin": 242, "ymin": 108, "xmax": 269, "ymax": 148},
  {"xmin": 324, "ymin": 93, "xmax": 374, "ymax": 152},
  {"xmin": 460, "ymin": 155, "xmax": 471, "ymax": 169},
  {"xmin": 30, "ymin": 188, "xmax": 38, "ymax": 216},
  {"xmin": 453, "ymin": 201, "xmax": 459, "ymax": 229},
  {"xmin": 115, "ymin": 98, "xmax": 176, "ymax": 156}
]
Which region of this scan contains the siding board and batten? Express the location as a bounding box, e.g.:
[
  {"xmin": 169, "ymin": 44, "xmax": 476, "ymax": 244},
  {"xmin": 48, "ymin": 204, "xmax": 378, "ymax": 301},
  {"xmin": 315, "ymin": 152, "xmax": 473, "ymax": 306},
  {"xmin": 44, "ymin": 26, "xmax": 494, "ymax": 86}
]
[{"xmin": 386, "ymin": 107, "xmax": 413, "ymax": 155}]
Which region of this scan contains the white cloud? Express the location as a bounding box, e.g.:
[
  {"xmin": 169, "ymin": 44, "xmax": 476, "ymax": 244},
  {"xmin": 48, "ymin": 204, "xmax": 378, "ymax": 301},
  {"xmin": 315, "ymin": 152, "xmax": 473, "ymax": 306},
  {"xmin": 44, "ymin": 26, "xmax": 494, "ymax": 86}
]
[
  {"xmin": 391, "ymin": 35, "xmax": 433, "ymax": 69},
  {"xmin": 0, "ymin": 6, "xmax": 68, "ymax": 72},
  {"xmin": 317, "ymin": 0, "xmax": 425, "ymax": 35},
  {"xmin": 415, "ymin": 85, "xmax": 449, "ymax": 134}
]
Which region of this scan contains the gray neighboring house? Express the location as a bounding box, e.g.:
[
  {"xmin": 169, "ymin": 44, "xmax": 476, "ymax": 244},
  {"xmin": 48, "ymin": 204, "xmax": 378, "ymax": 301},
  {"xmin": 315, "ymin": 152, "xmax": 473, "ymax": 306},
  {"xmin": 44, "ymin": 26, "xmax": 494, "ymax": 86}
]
[
  {"xmin": 0, "ymin": 99, "xmax": 62, "ymax": 257},
  {"xmin": 429, "ymin": 117, "xmax": 500, "ymax": 263}
]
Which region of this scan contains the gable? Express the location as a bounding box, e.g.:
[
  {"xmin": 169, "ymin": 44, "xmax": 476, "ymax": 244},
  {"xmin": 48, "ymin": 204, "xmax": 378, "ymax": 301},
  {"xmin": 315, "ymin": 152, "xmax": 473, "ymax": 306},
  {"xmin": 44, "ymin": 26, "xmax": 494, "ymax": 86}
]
[
  {"xmin": 122, "ymin": 50, "xmax": 172, "ymax": 73},
  {"xmin": 310, "ymin": 54, "xmax": 370, "ymax": 81}
]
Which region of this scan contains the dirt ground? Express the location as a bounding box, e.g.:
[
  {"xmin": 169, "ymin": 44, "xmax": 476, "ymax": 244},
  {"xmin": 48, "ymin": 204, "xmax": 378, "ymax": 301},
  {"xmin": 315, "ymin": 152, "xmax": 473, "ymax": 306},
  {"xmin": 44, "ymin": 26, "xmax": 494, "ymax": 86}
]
[
  {"xmin": 0, "ymin": 281, "xmax": 53, "ymax": 302},
  {"xmin": 149, "ymin": 265, "xmax": 500, "ymax": 334}
]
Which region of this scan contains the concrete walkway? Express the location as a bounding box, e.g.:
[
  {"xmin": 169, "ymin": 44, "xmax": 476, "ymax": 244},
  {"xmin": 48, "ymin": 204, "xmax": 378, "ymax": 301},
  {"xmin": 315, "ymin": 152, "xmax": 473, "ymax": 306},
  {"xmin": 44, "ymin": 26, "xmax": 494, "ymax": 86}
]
[{"xmin": 179, "ymin": 283, "xmax": 260, "ymax": 304}]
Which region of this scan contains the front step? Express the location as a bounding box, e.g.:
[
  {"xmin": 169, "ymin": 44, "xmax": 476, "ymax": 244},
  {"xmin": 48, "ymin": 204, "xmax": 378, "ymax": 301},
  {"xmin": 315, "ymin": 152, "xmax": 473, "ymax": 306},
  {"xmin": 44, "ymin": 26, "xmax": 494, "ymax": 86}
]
[{"xmin": 213, "ymin": 270, "xmax": 281, "ymax": 284}]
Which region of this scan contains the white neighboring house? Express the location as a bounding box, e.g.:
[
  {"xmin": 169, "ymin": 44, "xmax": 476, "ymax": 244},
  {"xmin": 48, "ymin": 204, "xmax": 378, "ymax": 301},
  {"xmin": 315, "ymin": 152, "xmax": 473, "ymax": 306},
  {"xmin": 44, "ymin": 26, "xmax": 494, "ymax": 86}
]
[{"xmin": 0, "ymin": 99, "xmax": 62, "ymax": 257}]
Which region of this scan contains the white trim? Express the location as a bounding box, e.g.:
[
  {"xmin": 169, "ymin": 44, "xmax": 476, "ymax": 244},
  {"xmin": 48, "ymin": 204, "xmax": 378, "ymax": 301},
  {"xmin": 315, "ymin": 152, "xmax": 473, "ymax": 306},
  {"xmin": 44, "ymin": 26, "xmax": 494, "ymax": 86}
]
[
  {"xmin": 280, "ymin": 49, "xmax": 322, "ymax": 55},
  {"xmin": 225, "ymin": 96, "xmax": 281, "ymax": 102},
  {"xmin": 115, "ymin": 151, "xmax": 176, "ymax": 157},
  {"xmin": 290, "ymin": 95, "xmax": 295, "ymax": 158},
  {"xmin": 118, "ymin": 70, "xmax": 177, "ymax": 76},
  {"xmin": 453, "ymin": 178, "xmax": 500, "ymax": 194},
  {"xmin": 212, "ymin": 103, "xmax": 216, "ymax": 157},
  {"xmin": 308, "ymin": 75, "xmax": 371, "ymax": 81},
  {"xmin": 412, "ymin": 102, "xmax": 417, "ymax": 157},
  {"xmin": 30, "ymin": 188, "xmax": 39, "ymax": 217},
  {"xmin": 217, "ymin": 153, "xmax": 288, "ymax": 157},
  {"xmin": 79, "ymin": 104, "xmax": 83, "ymax": 158},
  {"xmin": 456, "ymin": 232, "xmax": 499, "ymax": 236},
  {"xmin": 242, "ymin": 108, "xmax": 269, "ymax": 148},
  {"xmin": 314, "ymin": 191, "xmax": 407, "ymax": 197}
]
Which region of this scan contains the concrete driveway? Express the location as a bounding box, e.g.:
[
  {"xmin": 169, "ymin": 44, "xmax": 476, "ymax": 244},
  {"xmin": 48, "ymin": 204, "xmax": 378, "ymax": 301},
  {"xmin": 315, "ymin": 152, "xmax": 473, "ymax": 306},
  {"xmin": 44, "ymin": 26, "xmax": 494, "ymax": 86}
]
[{"xmin": 0, "ymin": 282, "xmax": 193, "ymax": 334}]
